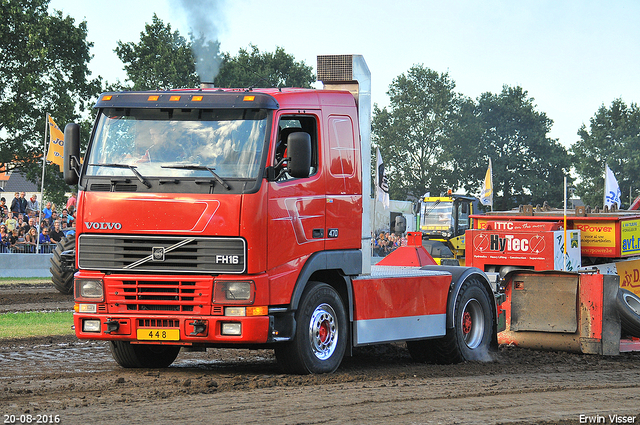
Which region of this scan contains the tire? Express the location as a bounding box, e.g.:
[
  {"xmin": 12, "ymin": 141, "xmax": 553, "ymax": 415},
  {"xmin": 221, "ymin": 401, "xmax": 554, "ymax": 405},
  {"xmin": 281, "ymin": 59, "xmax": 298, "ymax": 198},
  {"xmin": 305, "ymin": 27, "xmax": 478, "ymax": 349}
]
[
  {"xmin": 275, "ymin": 282, "xmax": 347, "ymax": 374},
  {"xmin": 50, "ymin": 235, "xmax": 76, "ymax": 295},
  {"xmin": 109, "ymin": 341, "xmax": 181, "ymax": 368},
  {"xmin": 408, "ymin": 278, "xmax": 493, "ymax": 364},
  {"xmin": 617, "ymin": 288, "xmax": 640, "ymax": 338}
]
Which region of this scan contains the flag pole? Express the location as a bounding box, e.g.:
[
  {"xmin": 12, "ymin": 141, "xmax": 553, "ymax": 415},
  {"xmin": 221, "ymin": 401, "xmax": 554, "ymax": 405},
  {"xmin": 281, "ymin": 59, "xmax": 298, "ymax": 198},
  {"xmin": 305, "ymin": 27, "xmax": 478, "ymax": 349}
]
[
  {"xmin": 563, "ymin": 176, "xmax": 567, "ymax": 271},
  {"xmin": 38, "ymin": 114, "xmax": 49, "ymax": 254},
  {"xmin": 603, "ymin": 163, "xmax": 607, "ymax": 209},
  {"xmin": 490, "ymin": 158, "xmax": 493, "ymax": 212}
]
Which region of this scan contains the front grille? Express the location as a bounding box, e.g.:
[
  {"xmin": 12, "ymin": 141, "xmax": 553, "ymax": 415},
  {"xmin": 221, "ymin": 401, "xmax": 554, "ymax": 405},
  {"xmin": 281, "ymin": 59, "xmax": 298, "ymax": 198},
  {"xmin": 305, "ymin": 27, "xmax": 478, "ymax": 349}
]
[
  {"xmin": 78, "ymin": 234, "xmax": 246, "ymax": 274},
  {"xmin": 109, "ymin": 279, "xmax": 211, "ymax": 314}
]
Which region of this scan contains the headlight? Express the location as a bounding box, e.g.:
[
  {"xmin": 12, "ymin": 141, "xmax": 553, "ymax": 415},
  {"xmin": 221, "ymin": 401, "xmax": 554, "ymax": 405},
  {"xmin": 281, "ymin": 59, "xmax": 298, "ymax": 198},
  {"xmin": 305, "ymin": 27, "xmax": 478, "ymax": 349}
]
[
  {"xmin": 214, "ymin": 280, "xmax": 255, "ymax": 304},
  {"xmin": 226, "ymin": 281, "xmax": 251, "ymax": 300},
  {"xmin": 75, "ymin": 279, "xmax": 104, "ymax": 300}
]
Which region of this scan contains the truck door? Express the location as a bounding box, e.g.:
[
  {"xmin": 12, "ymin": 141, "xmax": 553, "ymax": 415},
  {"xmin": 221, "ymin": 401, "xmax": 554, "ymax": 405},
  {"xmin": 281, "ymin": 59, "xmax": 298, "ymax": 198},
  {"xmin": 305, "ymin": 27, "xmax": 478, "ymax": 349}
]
[
  {"xmin": 324, "ymin": 114, "xmax": 361, "ymax": 251},
  {"xmin": 267, "ymin": 113, "xmax": 325, "ymax": 279}
]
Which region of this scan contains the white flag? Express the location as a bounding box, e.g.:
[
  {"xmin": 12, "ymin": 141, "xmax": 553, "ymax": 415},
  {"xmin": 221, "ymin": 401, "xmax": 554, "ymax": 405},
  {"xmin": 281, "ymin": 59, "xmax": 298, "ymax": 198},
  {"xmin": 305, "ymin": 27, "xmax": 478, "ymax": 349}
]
[
  {"xmin": 604, "ymin": 164, "xmax": 621, "ymax": 208},
  {"xmin": 480, "ymin": 158, "xmax": 493, "ymax": 207},
  {"xmin": 376, "ymin": 148, "xmax": 389, "ymax": 209}
]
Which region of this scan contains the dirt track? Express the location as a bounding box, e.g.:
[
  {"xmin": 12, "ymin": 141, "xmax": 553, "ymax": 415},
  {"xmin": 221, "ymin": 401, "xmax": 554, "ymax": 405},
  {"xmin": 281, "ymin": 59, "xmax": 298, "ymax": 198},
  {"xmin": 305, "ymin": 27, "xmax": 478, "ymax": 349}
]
[{"xmin": 2, "ymin": 285, "xmax": 640, "ymax": 424}]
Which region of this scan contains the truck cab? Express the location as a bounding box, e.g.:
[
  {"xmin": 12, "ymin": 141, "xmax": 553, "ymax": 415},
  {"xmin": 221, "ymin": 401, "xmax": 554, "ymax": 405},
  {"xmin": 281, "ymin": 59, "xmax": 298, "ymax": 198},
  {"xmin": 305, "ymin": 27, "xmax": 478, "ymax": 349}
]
[{"xmin": 63, "ymin": 55, "xmax": 501, "ymax": 374}]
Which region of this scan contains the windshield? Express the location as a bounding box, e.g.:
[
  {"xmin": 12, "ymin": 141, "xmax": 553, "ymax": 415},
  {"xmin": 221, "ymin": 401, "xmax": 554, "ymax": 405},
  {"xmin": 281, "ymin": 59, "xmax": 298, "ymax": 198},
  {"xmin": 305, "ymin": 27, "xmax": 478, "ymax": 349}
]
[
  {"xmin": 420, "ymin": 201, "xmax": 454, "ymax": 230},
  {"xmin": 85, "ymin": 108, "xmax": 269, "ymax": 179}
]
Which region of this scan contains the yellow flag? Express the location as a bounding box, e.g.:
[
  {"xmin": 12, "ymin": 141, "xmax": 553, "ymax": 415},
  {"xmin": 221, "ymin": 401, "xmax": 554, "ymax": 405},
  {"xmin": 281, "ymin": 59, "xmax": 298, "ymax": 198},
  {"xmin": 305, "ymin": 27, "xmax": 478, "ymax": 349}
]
[
  {"xmin": 480, "ymin": 158, "xmax": 493, "ymax": 207},
  {"xmin": 46, "ymin": 115, "xmax": 64, "ymax": 172}
]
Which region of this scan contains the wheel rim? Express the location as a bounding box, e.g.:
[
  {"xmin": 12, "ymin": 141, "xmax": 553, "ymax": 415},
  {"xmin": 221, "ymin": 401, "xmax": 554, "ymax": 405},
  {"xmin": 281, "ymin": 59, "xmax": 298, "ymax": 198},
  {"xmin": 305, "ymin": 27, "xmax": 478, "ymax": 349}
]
[
  {"xmin": 308, "ymin": 303, "xmax": 338, "ymax": 360},
  {"xmin": 624, "ymin": 293, "xmax": 640, "ymax": 315},
  {"xmin": 461, "ymin": 298, "xmax": 485, "ymax": 349}
]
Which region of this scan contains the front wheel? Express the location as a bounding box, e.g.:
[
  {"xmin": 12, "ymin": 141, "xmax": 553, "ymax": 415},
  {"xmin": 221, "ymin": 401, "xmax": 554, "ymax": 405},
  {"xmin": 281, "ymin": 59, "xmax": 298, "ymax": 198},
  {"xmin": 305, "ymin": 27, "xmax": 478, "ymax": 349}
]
[
  {"xmin": 408, "ymin": 278, "xmax": 494, "ymax": 364},
  {"xmin": 110, "ymin": 341, "xmax": 181, "ymax": 368},
  {"xmin": 275, "ymin": 282, "xmax": 347, "ymax": 374},
  {"xmin": 49, "ymin": 235, "xmax": 76, "ymax": 295}
]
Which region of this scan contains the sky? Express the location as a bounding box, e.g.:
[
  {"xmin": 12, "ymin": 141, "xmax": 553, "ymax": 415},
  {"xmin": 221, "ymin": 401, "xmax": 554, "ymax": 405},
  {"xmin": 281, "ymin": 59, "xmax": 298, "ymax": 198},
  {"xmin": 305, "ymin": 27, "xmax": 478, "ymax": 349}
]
[{"xmin": 48, "ymin": 0, "xmax": 640, "ymax": 149}]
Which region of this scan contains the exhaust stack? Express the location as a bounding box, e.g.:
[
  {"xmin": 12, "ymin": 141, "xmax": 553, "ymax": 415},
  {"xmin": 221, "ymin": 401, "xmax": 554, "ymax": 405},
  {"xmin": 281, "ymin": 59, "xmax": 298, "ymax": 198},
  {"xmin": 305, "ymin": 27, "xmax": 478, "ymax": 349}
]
[{"xmin": 317, "ymin": 55, "xmax": 372, "ymax": 274}]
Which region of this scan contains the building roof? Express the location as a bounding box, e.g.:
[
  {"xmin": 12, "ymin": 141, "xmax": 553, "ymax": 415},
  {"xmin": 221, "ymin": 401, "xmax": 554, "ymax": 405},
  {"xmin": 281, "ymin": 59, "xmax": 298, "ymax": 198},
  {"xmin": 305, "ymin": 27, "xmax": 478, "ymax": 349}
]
[{"xmin": 3, "ymin": 171, "xmax": 38, "ymax": 192}]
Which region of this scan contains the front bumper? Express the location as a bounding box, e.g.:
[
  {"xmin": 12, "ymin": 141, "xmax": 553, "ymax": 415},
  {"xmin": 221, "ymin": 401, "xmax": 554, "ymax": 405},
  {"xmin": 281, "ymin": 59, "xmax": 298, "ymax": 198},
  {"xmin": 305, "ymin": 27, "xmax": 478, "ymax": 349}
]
[{"xmin": 74, "ymin": 313, "xmax": 271, "ymax": 345}]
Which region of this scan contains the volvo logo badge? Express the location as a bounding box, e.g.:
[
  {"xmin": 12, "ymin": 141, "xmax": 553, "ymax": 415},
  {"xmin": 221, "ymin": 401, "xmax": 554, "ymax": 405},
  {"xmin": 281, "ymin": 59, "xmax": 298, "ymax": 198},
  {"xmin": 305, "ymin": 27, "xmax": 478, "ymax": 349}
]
[{"xmin": 152, "ymin": 247, "xmax": 165, "ymax": 261}]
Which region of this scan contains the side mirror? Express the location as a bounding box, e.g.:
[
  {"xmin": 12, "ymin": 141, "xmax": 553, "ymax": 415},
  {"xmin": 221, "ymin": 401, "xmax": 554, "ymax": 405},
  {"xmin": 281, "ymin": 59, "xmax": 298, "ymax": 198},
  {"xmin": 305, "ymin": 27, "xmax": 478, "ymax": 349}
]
[
  {"xmin": 287, "ymin": 132, "xmax": 311, "ymax": 179},
  {"xmin": 63, "ymin": 123, "xmax": 80, "ymax": 185}
]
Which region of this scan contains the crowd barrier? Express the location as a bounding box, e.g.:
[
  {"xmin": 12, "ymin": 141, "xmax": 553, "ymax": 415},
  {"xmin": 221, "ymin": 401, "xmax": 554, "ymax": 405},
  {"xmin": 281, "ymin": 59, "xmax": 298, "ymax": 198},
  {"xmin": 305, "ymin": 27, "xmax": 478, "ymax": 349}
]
[
  {"xmin": 0, "ymin": 244, "xmax": 55, "ymax": 254},
  {"xmin": 0, "ymin": 252, "xmax": 54, "ymax": 277}
]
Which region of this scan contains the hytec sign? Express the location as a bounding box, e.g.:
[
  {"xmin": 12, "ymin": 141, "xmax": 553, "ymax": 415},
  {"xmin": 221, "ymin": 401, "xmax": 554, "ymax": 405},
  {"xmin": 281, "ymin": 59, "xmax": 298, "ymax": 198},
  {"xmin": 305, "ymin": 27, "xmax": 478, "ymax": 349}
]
[
  {"xmin": 473, "ymin": 221, "xmax": 559, "ymax": 255},
  {"xmin": 466, "ymin": 221, "xmax": 581, "ymax": 272},
  {"xmin": 475, "ymin": 233, "xmax": 545, "ymax": 255}
]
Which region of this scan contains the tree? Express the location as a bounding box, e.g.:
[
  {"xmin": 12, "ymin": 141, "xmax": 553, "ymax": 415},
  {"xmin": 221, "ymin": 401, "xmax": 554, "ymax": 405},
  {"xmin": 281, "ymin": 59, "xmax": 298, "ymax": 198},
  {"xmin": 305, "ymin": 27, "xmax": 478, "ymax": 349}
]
[
  {"xmin": 372, "ymin": 65, "xmax": 467, "ymax": 200},
  {"xmin": 571, "ymin": 99, "xmax": 640, "ymax": 208},
  {"xmin": 215, "ymin": 45, "xmax": 315, "ymax": 89},
  {"xmin": 474, "ymin": 86, "xmax": 570, "ymax": 210},
  {"xmin": 114, "ymin": 14, "xmax": 200, "ymax": 90},
  {"xmin": 0, "ymin": 0, "xmax": 101, "ymax": 201}
]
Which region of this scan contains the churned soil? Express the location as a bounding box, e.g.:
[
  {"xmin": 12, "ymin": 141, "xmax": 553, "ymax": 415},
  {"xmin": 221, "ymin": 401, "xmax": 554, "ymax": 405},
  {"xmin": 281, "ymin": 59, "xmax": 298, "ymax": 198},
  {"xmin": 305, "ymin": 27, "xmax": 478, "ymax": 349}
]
[{"xmin": 1, "ymin": 284, "xmax": 640, "ymax": 424}]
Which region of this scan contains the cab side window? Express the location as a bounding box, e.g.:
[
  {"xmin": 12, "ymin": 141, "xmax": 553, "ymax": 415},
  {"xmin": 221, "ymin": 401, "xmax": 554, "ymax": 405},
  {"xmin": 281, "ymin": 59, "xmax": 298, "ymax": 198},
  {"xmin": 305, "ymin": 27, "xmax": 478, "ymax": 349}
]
[{"xmin": 275, "ymin": 115, "xmax": 318, "ymax": 181}]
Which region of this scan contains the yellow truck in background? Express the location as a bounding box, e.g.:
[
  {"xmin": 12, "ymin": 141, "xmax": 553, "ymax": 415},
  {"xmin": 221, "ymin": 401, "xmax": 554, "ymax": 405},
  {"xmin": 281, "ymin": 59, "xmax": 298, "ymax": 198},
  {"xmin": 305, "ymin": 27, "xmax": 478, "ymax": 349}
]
[{"xmin": 419, "ymin": 194, "xmax": 480, "ymax": 266}]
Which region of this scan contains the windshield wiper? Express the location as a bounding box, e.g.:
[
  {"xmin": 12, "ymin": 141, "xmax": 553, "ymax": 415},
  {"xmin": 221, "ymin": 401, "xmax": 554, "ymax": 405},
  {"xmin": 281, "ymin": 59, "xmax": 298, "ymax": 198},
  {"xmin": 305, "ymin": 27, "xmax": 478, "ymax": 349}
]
[
  {"xmin": 88, "ymin": 163, "xmax": 152, "ymax": 188},
  {"xmin": 161, "ymin": 165, "xmax": 230, "ymax": 190}
]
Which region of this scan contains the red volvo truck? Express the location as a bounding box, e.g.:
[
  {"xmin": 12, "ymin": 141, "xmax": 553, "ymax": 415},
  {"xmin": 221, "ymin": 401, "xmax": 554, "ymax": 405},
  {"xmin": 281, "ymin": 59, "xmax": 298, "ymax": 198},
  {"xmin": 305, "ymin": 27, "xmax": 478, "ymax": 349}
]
[{"xmin": 62, "ymin": 55, "xmax": 503, "ymax": 373}]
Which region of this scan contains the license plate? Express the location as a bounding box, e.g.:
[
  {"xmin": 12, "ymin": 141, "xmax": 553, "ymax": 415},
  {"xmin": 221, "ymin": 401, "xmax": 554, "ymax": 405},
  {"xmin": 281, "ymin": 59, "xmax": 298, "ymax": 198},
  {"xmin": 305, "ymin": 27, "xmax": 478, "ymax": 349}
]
[{"xmin": 137, "ymin": 329, "xmax": 180, "ymax": 341}]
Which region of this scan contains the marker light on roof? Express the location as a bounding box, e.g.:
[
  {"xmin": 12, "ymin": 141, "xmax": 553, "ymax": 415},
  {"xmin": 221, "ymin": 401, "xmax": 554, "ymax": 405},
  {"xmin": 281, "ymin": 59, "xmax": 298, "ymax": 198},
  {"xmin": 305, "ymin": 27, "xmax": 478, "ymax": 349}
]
[
  {"xmin": 169, "ymin": 95, "xmax": 181, "ymax": 101},
  {"xmin": 243, "ymin": 95, "xmax": 255, "ymax": 102},
  {"xmin": 192, "ymin": 95, "xmax": 203, "ymax": 101},
  {"xmin": 147, "ymin": 95, "xmax": 159, "ymax": 101},
  {"xmin": 102, "ymin": 95, "xmax": 112, "ymax": 101}
]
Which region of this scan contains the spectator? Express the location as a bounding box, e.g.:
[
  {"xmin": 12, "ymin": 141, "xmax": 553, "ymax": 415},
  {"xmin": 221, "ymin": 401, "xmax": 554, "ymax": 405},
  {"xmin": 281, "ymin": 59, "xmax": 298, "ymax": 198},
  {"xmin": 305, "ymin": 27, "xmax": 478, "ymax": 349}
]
[
  {"xmin": 50, "ymin": 211, "xmax": 60, "ymax": 227},
  {"xmin": 18, "ymin": 192, "xmax": 27, "ymax": 218},
  {"xmin": 38, "ymin": 226, "xmax": 51, "ymax": 246},
  {"xmin": 27, "ymin": 217, "xmax": 39, "ymax": 234},
  {"xmin": 0, "ymin": 224, "xmax": 10, "ymax": 252},
  {"xmin": 375, "ymin": 232, "xmax": 389, "ymax": 256},
  {"xmin": 9, "ymin": 228, "xmax": 19, "ymax": 251},
  {"xmin": 0, "ymin": 197, "xmax": 7, "ymax": 222},
  {"xmin": 42, "ymin": 202, "xmax": 53, "ymax": 221},
  {"xmin": 26, "ymin": 194, "xmax": 39, "ymax": 217},
  {"xmin": 24, "ymin": 227, "xmax": 38, "ymax": 252},
  {"xmin": 18, "ymin": 215, "xmax": 29, "ymax": 237},
  {"xmin": 5, "ymin": 213, "xmax": 18, "ymax": 232},
  {"xmin": 12, "ymin": 227, "xmax": 26, "ymax": 252},
  {"xmin": 10, "ymin": 192, "xmax": 21, "ymax": 217},
  {"xmin": 60, "ymin": 208, "xmax": 73, "ymax": 227},
  {"xmin": 66, "ymin": 193, "xmax": 77, "ymax": 211},
  {"xmin": 49, "ymin": 220, "xmax": 64, "ymax": 243}
]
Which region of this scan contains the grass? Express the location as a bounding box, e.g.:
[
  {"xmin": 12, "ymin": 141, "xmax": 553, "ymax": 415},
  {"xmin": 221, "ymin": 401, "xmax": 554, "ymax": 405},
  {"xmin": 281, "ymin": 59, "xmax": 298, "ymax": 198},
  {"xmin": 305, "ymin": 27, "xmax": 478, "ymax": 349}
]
[
  {"xmin": 0, "ymin": 311, "xmax": 74, "ymax": 338},
  {"xmin": 0, "ymin": 277, "xmax": 51, "ymax": 286}
]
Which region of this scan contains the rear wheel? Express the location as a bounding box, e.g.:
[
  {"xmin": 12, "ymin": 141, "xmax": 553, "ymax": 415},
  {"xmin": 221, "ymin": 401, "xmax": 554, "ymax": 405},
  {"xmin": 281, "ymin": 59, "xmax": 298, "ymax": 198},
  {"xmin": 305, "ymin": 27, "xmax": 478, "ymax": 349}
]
[
  {"xmin": 408, "ymin": 278, "xmax": 493, "ymax": 364},
  {"xmin": 275, "ymin": 282, "xmax": 347, "ymax": 374},
  {"xmin": 617, "ymin": 288, "xmax": 640, "ymax": 338},
  {"xmin": 50, "ymin": 235, "xmax": 76, "ymax": 295},
  {"xmin": 109, "ymin": 341, "xmax": 181, "ymax": 368}
]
